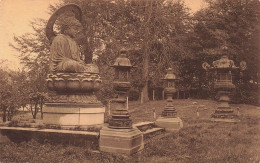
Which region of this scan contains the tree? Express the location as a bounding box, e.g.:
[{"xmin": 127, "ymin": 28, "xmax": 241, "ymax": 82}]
[
  {"xmin": 10, "ymin": 18, "xmax": 49, "ymax": 93},
  {"xmin": 93, "ymin": 0, "xmax": 192, "ymax": 101},
  {"xmin": 187, "ymin": 0, "xmax": 260, "ymax": 101},
  {"xmin": 0, "ymin": 67, "xmax": 11, "ymax": 122},
  {"xmin": 193, "ymin": 0, "xmax": 260, "ymax": 68},
  {"xmin": 8, "ymin": 0, "xmax": 203, "ymax": 104},
  {"xmin": 0, "ymin": 64, "xmax": 27, "ymax": 122},
  {"xmin": 29, "ymin": 92, "xmax": 48, "ymax": 119}
]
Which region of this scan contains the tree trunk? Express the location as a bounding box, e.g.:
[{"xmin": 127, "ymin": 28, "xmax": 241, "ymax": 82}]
[
  {"xmin": 162, "ymin": 90, "xmax": 165, "ymax": 100},
  {"xmin": 2, "ymin": 109, "xmax": 6, "ymax": 122},
  {"xmin": 7, "ymin": 108, "xmax": 11, "ymax": 121},
  {"xmin": 40, "ymin": 98, "xmax": 43, "ymax": 119},
  {"xmin": 141, "ymin": 0, "xmax": 153, "ymax": 103},
  {"xmin": 30, "ymin": 101, "xmax": 34, "ymax": 117},
  {"xmin": 142, "ymin": 51, "xmax": 150, "ymax": 102},
  {"xmin": 153, "ymin": 90, "xmax": 155, "ymax": 101},
  {"xmin": 140, "ymin": 91, "xmax": 143, "ymax": 104},
  {"xmin": 33, "ymin": 102, "xmax": 38, "ymax": 119},
  {"xmin": 84, "ymin": 46, "xmax": 93, "ymax": 64}
]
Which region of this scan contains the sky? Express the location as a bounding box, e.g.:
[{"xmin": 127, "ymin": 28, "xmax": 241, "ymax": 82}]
[{"xmin": 0, "ymin": 0, "xmax": 205, "ymax": 70}]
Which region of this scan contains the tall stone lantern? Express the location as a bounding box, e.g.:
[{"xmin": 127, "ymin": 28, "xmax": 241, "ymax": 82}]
[
  {"xmin": 108, "ymin": 49, "xmax": 133, "ymax": 129},
  {"xmin": 99, "ymin": 49, "xmax": 143, "ymax": 155},
  {"xmin": 202, "ymin": 55, "xmax": 246, "ymax": 122},
  {"xmin": 155, "ymin": 68, "xmax": 183, "ymax": 132}
]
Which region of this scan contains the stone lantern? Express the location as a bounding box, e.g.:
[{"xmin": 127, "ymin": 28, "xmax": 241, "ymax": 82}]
[
  {"xmin": 108, "ymin": 48, "xmax": 133, "ymax": 129},
  {"xmin": 100, "ymin": 49, "xmax": 143, "ymax": 155},
  {"xmin": 155, "ymin": 68, "xmax": 183, "ymax": 132},
  {"xmin": 202, "ymin": 55, "xmax": 246, "ymax": 122}
]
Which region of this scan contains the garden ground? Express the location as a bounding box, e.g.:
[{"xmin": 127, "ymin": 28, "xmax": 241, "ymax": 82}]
[{"xmin": 1, "ymin": 99, "xmax": 260, "ymax": 162}]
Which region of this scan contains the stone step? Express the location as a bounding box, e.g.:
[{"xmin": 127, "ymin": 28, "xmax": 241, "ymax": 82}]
[
  {"xmin": 133, "ymin": 121, "xmax": 156, "ymax": 132},
  {"xmin": 143, "ymin": 127, "xmax": 165, "ymax": 143},
  {"xmin": 133, "ymin": 122, "xmax": 166, "ymax": 143}
]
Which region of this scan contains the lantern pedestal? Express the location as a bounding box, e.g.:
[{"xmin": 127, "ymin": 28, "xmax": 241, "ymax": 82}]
[
  {"xmin": 100, "ymin": 94, "xmax": 144, "ymax": 155},
  {"xmin": 155, "ymin": 92, "xmax": 183, "ymax": 132},
  {"xmin": 211, "ymin": 90, "xmax": 239, "ymax": 122},
  {"xmin": 155, "ymin": 117, "xmax": 183, "ymax": 132},
  {"xmin": 99, "ymin": 126, "xmax": 144, "ymax": 155}
]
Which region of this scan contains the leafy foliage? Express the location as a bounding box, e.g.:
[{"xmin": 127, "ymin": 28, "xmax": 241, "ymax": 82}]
[
  {"xmin": 0, "ymin": 64, "xmax": 30, "ymax": 122},
  {"xmin": 29, "ymin": 92, "xmax": 48, "ymax": 119},
  {"xmin": 192, "ymin": 0, "xmax": 260, "ymax": 76},
  {"xmin": 181, "ymin": 0, "xmax": 260, "ymax": 101},
  {"xmin": 8, "ymin": 0, "xmax": 260, "ymax": 104}
]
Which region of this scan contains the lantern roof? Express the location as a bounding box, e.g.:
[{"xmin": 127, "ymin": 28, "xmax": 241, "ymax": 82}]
[
  {"xmin": 212, "ymin": 55, "xmax": 238, "ymax": 69},
  {"xmin": 162, "ymin": 68, "xmax": 179, "ymax": 80}
]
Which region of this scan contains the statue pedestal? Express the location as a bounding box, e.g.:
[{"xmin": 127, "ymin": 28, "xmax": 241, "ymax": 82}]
[
  {"xmin": 43, "ymin": 102, "xmax": 105, "ymax": 126},
  {"xmin": 99, "ymin": 126, "xmax": 143, "ymax": 155},
  {"xmin": 43, "ymin": 72, "xmax": 105, "ymax": 127},
  {"xmin": 155, "ymin": 117, "xmax": 183, "ymax": 132}
]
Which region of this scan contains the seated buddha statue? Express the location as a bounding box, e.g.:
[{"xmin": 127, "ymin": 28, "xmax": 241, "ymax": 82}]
[{"xmin": 49, "ymin": 17, "xmax": 98, "ymax": 73}]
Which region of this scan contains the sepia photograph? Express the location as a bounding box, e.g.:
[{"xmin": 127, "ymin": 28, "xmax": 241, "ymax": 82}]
[{"xmin": 0, "ymin": 0, "xmax": 259, "ymax": 162}]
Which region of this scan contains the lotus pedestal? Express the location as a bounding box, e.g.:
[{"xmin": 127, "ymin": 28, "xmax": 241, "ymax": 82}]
[{"xmin": 43, "ymin": 72, "xmax": 105, "ymax": 127}]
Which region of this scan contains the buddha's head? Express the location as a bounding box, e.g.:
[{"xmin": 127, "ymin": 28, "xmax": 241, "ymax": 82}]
[{"xmin": 61, "ymin": 17, "xmax": 82, "ymax": 38}]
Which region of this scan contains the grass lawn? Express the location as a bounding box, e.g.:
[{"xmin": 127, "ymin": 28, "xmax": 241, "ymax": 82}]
[{"xmin": 1, "ymin": 99, "xmax": 260, "ymax": 162}]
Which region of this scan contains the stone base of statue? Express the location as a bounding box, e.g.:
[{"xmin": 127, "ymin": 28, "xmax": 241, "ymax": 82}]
[
  {"xmin": 43, "ymin": 94, "xmax": 105, "ymax": 126},
  {"xmin": 155, "ymin": 117, "xmax": 183, "ymax": 132},
  {"xmin": 43, "ymin": 72, "xmax": 105, "ymax": 127},
  {"xmin": 99, "ymin": 126, "xmax": 144, "ymax": 155}
]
